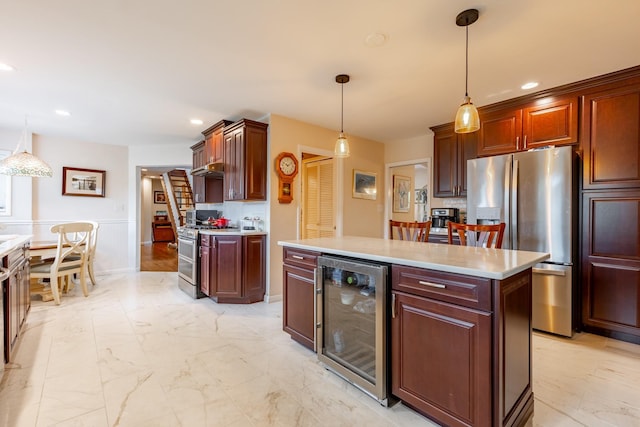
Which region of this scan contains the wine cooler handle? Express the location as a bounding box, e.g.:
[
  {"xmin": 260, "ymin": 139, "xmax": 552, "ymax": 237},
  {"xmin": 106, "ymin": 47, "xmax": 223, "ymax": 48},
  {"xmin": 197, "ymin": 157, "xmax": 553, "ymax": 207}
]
[
  {"xmin": 391, "ymin": 293, "xmax": 396, "ymax": 319},
  {"xmin": 314, "ymin": 267, "xmax": 320, "ymax": 353}
]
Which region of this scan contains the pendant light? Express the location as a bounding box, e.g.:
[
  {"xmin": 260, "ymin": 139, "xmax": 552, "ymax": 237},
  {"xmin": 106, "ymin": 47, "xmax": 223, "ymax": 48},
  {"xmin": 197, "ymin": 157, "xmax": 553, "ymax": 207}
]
[
  {"xmin": 334, "ymin": 74, "xmax": 350, "ymax": 158},
  {"xmin": 454, "ymin": 9, "xmax": 480, "ymax": 134},
  {"xmin": 0, "ymin": 117, "xmax": 53, "ymax": 177}
]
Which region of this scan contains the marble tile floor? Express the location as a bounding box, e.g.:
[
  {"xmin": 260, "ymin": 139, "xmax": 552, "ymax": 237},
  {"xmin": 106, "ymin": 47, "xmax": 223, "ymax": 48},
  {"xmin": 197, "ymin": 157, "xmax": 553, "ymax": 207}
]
[{"xmin": 0, "ymin": 272, "xmax": 638, "ymax": 427}]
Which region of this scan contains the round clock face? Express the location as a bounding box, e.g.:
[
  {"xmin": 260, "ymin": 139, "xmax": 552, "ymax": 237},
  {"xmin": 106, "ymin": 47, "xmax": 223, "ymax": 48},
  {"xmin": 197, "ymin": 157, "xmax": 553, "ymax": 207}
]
[{"xmin": 279, "ymin": 156, "xmax": 296, "ymax": 176}]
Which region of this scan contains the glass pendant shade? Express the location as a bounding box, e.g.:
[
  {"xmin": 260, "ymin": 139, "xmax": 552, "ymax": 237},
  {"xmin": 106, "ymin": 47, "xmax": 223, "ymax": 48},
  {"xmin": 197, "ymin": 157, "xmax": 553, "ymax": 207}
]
[
  {"xmin": 454, "ymin": 96, "xmax": 480, "ymax": 133},
  {"xmin": 0, "ymin": 150, "xmax": 53, "ymax": 177},
  {"xmin": 334, "ymin": 132, "xmax": 350, "ymax": 158}
]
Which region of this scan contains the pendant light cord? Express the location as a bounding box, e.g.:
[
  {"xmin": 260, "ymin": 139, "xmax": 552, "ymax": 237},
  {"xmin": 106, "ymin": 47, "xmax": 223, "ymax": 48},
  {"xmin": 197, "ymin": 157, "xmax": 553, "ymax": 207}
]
[
  {"xmin": 465, "ymin": 24, "xmax": 469, "ymax": 97},
  {"xmin": 340, "ymin": 83, "xmax": 344, "ymax": 133}
]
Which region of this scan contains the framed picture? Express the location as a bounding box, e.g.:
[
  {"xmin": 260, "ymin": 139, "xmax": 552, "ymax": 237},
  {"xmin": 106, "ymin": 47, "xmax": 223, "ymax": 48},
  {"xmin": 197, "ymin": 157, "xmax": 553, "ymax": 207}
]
[
  {"xmin": 62, "ymin": 167, "xmax": 105, "ymax": 197},
  {"xmin": 393, "ymin": 175, "xmax": 411, "ymax": 213},
  {"xmin": 154, "ymin": 191, "xmax": 166, "ymax": 204},
  {"xmin": 352, "ymin": 170, "xmax": 377, "ymax": 200}
]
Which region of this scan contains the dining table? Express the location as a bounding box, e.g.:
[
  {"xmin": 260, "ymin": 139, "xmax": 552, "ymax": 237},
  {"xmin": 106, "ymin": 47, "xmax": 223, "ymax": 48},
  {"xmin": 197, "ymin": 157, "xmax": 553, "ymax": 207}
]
[{"xmin": 29, "ymin": 240, "xmax": 86, "ymax": 302}]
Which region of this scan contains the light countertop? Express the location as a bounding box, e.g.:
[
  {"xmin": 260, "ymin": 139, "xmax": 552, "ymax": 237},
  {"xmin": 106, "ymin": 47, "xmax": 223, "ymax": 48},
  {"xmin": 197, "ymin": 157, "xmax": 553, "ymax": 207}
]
[
  {"xmin": 278, "ymin": 236, "xmax": 549, "ymax": 280},
  {"xmin": 0, "ymin": 234, "xmax": 32, "ymax": 258}
]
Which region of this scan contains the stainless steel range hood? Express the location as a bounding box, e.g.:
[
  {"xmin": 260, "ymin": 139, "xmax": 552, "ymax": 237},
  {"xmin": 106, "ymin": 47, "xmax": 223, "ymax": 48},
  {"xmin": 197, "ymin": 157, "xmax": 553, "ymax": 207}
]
[{"xmin": 191, "ymin": 162, "xmax": 224, "ymax": 176}]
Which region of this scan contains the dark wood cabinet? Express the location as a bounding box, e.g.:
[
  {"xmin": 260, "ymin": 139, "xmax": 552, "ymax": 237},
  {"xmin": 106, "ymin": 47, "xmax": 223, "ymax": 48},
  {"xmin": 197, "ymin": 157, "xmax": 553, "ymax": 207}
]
[
  {"xmin": 581, "ymin": 191, "xmax": 640, "ymax": 343},
  {"xmin": 391, "ymin": 265, "xmax": 534, "ymax": 427},
  {"xmin": 581, "ymin": 85, "xmax": 640, "ymax": 190},
  {"xmin": 202, "ymin": 234, "xmax": 266, "ymax": 304},
  {"xmin": 191, "ymin": 139, "xmax": 224, "ymax": 204},
  {"xmin": 282, "ymin": 247, "xmax": 320, "ymax": 350},
  {"xmin": 191, "ymin": 140, "xmax": 205, "ymax": 169},
  {"xmin": 477, "ymin": 97, "xmax": 578, "ymax": 157},
  {"xmin": 432, "ymin": 123, "xmax": 477, "ymax": 197},
  {"xmin": 3, "ymin": 244, "xmax": 30, "ymax": 363},
  {"xmin": 202, "ymin": 120, "xmax": 232, "ymax": 165},
  {"xmin": 223, "ymin": 119, "xmax": 268, "ymax": 201}
]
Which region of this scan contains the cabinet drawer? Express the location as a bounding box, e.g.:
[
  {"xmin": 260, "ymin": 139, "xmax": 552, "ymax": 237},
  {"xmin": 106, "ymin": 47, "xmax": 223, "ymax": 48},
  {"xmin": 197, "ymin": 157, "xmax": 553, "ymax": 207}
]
[
  {"xmin": 283, "ymin": 247, "xmax": 320, "ymax": 269},
  {"xmin": 392, "ymin": 265, "xmax": 491, "ymax": 311}
]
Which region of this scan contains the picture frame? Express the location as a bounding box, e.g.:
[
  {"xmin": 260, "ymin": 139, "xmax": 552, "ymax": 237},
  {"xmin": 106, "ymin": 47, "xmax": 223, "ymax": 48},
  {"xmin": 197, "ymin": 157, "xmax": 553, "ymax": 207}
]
[
  {"xmin": 154, "ymin": 191, "xmax": 166, "ymax": 204},
  {"xmin": 393, "ymin": 175, "xmax": 411, "ymax": 213},
  {"xmin": 62, "ymin": 167, "xmax": 106, "ymax": 197},
  {"xmin": 352, "ymin": 170, "xmax": 377, "ymax": 200}
]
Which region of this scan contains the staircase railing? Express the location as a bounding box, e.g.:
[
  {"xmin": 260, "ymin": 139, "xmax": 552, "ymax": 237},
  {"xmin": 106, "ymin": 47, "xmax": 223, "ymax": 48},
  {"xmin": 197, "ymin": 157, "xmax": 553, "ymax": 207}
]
[{"xmin": 161, "ymin": 169, "xmax": 195, "ymax": 240}]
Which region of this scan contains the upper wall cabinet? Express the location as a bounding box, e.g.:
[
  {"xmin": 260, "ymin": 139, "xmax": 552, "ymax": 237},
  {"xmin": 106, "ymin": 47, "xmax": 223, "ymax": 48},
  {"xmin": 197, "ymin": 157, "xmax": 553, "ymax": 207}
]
[
  {"xmin": 432, "ymin": 124, "xmax": 477, "ymax": 198},
  {"xmin": 477, "ymin": 97, "xmax": 578, "ymax": 157},
  {"xmin": 582, "ymin": 84, "xmax": 640, "ymax": 190},
  {"xmin": 223, "ymin": 119, "xmax": 269, "ymax": 201},
  {"xmin": 202, "ymin": 120, "xmax": 233, "ymax": 165}
]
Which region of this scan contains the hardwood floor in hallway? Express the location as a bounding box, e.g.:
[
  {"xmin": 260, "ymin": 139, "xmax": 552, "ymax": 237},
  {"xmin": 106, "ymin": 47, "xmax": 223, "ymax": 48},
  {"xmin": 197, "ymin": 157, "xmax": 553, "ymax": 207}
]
[{"xmin": 140, "ymin": 242, "xmax": 177, "ymax": 271}]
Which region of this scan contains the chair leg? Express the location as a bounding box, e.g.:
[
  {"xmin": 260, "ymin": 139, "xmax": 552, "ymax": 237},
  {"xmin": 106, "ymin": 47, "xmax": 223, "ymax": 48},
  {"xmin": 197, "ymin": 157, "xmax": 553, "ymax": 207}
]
[
  {"xmin": 79, "ymin": 267, "xmax": 89, "ymax": 297},
  {"xmin": 51, "ymin": 276, "xmax": 61, "ymax": 305},
  {"xmin": 88, "ymin": 261, "xmax": 97, "ymax": 286}
]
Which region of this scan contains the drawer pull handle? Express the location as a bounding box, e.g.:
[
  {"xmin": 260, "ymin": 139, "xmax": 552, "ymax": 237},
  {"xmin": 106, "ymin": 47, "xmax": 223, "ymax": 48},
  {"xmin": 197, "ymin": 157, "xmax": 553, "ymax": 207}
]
[
  {"xmin": 291, "ymin": 255, "xmax": 304, "ymax": 260},
  {"xmin": 419, "ymin": 280, "xmax": 446, "ymax": 289}
]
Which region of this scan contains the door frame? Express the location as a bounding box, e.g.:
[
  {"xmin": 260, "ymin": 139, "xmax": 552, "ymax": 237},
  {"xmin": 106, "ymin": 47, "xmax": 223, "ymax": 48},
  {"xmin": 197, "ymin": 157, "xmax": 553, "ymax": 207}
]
[
  {"xmin": 384, "ymin": 157, "xmax": 431, "ymax": 238},
  {"xmin": 297, "ymin": 145, "xmax": 342, "ymax": 238}
]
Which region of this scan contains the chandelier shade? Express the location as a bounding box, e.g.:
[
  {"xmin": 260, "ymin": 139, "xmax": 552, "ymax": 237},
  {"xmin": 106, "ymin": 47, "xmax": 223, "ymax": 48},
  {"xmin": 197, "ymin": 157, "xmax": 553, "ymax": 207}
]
[{"xmin": 0, "ymin": 117, "xmax": 53, "ymax": 177}]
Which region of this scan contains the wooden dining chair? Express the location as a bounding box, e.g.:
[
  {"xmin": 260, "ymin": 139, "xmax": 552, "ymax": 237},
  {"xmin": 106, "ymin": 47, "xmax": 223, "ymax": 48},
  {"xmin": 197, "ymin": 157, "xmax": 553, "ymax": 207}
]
[
  {"xmin": 389, "ymin": 220, "xmax": 432, "ymax": 242},
  {"xmin": 30, "ymin": 222, "xmax": 93, "ymax": 305},
  {"xmin": 447, "ymin": 222, "xmax": 506, "ymax": 249}
]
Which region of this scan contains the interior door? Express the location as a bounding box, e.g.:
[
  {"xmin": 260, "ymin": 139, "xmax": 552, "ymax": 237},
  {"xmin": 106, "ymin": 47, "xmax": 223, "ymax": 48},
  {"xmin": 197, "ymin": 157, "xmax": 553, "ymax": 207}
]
[{"xmin": 302, "ymin": 157, "xmax": 334, "ymax": 239}]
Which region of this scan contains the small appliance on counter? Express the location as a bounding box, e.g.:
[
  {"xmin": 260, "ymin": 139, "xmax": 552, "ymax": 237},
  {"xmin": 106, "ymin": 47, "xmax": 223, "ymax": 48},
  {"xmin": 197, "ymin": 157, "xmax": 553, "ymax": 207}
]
[{"xmin": 430, "ymin": 208, "xmax": 459, "ymax": 229}]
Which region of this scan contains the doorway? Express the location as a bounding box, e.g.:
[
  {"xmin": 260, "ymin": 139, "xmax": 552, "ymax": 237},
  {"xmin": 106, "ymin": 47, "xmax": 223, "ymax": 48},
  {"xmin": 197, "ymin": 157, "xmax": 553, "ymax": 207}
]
[
  {"xmin": 384, "ymin": 158, "xmax": 431, "ymax": 237},
  {"xmin": 301, "ymin": 154, "xmax": 335, "ymax": 238}
]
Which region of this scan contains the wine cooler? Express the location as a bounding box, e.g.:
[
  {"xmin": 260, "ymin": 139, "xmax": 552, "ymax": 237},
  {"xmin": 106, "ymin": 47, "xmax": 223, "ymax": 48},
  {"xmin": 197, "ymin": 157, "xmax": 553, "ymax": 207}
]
[{"xmin": 317, "ymin": 255, "xmax": 390, "ymax": 405}]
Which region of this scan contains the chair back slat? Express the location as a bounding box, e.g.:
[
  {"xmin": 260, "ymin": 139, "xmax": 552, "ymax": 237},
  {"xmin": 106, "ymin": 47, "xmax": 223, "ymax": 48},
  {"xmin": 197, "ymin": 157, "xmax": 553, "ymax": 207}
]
[
  {"xmin": 389, "ymin": 220, "xmax": 432, "ymax": 242},
  {"xmin": 448, "ymin": 222, "xmax": 505, "ymax": 249}
]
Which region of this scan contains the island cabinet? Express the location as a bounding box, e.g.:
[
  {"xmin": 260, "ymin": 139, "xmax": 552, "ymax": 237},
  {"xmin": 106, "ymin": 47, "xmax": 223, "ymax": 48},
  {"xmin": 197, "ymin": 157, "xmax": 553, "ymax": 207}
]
[
  {"xmin": 282, "ymin": 247, "xmax": 320, "ymax": 350},
  {"xmin": 432, "ymin": 123, "xmax": 477, "ymax": 197},
  {"xmin": 477, "ymin": 97, "xmax": 578, "ymax": 157},
  {"xmin": 201, "ymin": 234, "xmax": 266, "ymax": 304},
  {"xmin": 3, "ymin": 243, "xmax": 30, "ymax": 363},
  {"xmin": 391, "ymin": 265, "xmax": 534, "ymax": 427},
  {"xmin": 223, "ymin": 119, "xmax": 268, "ymax": 201}
]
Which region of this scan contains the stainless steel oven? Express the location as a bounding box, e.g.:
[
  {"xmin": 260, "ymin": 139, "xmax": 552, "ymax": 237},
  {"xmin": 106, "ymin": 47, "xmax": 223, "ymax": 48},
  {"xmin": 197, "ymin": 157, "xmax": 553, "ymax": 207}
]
[
  {"xmin": 177, "ymin": 227, "xmax": 202, "ymax": 298},
  {"xmin": 317, "ymin": 255, "xmax": 390, "ymax": 406}
]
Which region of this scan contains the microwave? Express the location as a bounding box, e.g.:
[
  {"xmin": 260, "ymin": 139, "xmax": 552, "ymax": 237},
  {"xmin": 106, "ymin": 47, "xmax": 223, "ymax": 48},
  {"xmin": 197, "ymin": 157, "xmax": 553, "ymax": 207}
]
[{"xmin": 185, "ymin": 209, "xmax": 220, "ymax": 227}]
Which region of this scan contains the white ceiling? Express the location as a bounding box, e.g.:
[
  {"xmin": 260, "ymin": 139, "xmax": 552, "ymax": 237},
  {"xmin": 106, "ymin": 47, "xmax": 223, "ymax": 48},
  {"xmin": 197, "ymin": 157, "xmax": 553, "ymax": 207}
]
[{"xmin": 2, "ymin": 0, "xmax": 640, "ymax": 147}]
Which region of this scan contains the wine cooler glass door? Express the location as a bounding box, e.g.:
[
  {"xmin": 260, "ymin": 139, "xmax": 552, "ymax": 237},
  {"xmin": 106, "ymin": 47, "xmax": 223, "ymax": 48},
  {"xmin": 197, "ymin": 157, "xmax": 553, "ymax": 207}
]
[{"xmin": 317, "ymin": 255, "xmax": 388, "ymax": 405}]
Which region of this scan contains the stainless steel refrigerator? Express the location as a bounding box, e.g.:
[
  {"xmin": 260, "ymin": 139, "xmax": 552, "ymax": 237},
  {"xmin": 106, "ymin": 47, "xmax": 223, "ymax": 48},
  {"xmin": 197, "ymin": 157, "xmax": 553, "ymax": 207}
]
[{"xmin": 466, "ymin": 145, "xmax": 575, "ymax": 337}]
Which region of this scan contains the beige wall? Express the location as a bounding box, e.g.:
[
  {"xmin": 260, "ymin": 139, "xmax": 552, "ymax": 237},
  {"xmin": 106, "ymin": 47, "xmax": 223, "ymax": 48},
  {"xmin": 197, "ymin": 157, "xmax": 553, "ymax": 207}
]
[{"xmin": 267, "ymin": 114, "xmax": 385, "ymax": 299}]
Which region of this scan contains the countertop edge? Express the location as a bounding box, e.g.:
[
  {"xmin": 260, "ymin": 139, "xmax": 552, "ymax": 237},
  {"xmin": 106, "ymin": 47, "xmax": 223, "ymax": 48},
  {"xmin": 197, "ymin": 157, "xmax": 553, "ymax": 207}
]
[
  {"xmin": 0, "ymin": 235, "xmax": 33, "ymax": 258},
  {"xmin": 278, "ymin": 237, "xmax": 549, "ymax": 280},
  {"xmin": 200, "ymin": 229, "xmax": 267, "ymax": 236}
]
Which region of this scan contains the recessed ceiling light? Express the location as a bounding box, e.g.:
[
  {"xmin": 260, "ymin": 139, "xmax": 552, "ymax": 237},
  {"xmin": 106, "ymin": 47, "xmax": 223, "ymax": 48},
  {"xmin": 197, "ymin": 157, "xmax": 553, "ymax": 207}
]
[
  {"xmin": 190, "ymin": 119, "xmax": 203, "ymax": 125},
  {"xmin": 55, "ymin": 109, "xmax": 71, "ymax": 117},
  {"xmin": 364, "ymin": 32, "xmax": 388, "ymax": 47},
  {"xmin": 0, "ymin": 63, "xmax": 14, "ymax": 72},
  {"xmin": 521, "ymin": 82, "xmax": 539, "ymax": 90}
]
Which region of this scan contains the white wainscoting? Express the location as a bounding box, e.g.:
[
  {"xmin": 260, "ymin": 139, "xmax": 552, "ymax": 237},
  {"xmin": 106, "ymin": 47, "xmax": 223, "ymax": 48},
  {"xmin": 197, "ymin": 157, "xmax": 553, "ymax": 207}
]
[{"xmin": 27, "ymin": 219, "xmax": 133, "ymax": 275}]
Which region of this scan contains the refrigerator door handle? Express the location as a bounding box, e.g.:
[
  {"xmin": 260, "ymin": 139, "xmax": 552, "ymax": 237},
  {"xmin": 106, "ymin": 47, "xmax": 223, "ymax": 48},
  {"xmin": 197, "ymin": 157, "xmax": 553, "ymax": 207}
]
[
  {"xmin": 503, "ymin": 162, "xmax": 512, "ymax": 249},
  {"xmin": 511, "ymin": 159, "xmax": 519, "ymax": 250}
]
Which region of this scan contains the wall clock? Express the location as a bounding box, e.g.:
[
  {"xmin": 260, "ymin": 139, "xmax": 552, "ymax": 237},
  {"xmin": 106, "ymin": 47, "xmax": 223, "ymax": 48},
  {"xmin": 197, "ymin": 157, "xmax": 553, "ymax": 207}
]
[{"xmin": 275, "ymin": 152, "xmax": 299, "ymax": 203}]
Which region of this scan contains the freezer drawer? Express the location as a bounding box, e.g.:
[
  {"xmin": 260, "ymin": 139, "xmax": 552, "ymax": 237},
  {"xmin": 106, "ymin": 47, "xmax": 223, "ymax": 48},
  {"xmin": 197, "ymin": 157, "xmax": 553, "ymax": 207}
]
[{"xmin": 532, "ymin": 264, "xmax": 573, "ymax": 337}]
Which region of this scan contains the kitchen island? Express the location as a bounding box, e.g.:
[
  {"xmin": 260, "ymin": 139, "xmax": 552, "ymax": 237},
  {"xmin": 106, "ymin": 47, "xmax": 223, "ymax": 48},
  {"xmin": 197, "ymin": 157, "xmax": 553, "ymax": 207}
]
[{"xmin": 278, "ymin": 236, "xmax": 549, "ymax": 427}]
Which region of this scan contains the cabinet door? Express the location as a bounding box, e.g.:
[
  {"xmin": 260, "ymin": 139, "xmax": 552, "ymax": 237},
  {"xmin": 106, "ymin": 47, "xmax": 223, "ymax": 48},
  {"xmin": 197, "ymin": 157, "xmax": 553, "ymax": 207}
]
[
  {"xmin": 212, "ymin": 129, "xmax": 224, "ymax": 164},
  {"xmin": 523, "ymin": 97, "xmax": 578, "ymax": 149},
  {"xmin": 391, "ymin": 291, "xmax": 491, "ymax": 426},
  {"xmin": 433, "ymin": 128, "xmax": 457, "ymax": 197},
  {"xmin": 478, "ymin": 108, "xmax": 522, "ymax": 156},
  {"xmin": 214, "ymin": 236, "xmax": 242, "ymax": 298},
  {"xmin": 223, "ymin": 130, "xmax": 243, "ymax": 201},
  {"xmin": 457, "ymin": 131, "xmax": 477, "ymax": 197},
  {"xmin": 192, "ymin": 175, "xmax": 205, "ymax": 203},
  {"xmin": 204, "ymin": 133, "xmax": 214, "ymax": 164},
  {"xmin": 200, "ymin": 241, "xmax": 210, "ymax": 296},
  {"xmin": 243, "ymin": 235, "xmax": 265, "ymax": 301},
  {"xmin": 283, "ymin": 264, "xmax": 316, "ymax": 350},
  {"xmin": 244, "ymin": 126, "xmax": 267, "ymax": 200},
  {"xmin": 5, "ymin": 271, "xmax": 19, "ymax": 362},
  {"xmin": 582, "ymin": 191, "xmax": 640, "ymax": 341},
  {"xmin": 582, "ymin": 86, "xmax": 640, "ymax": 189}
]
